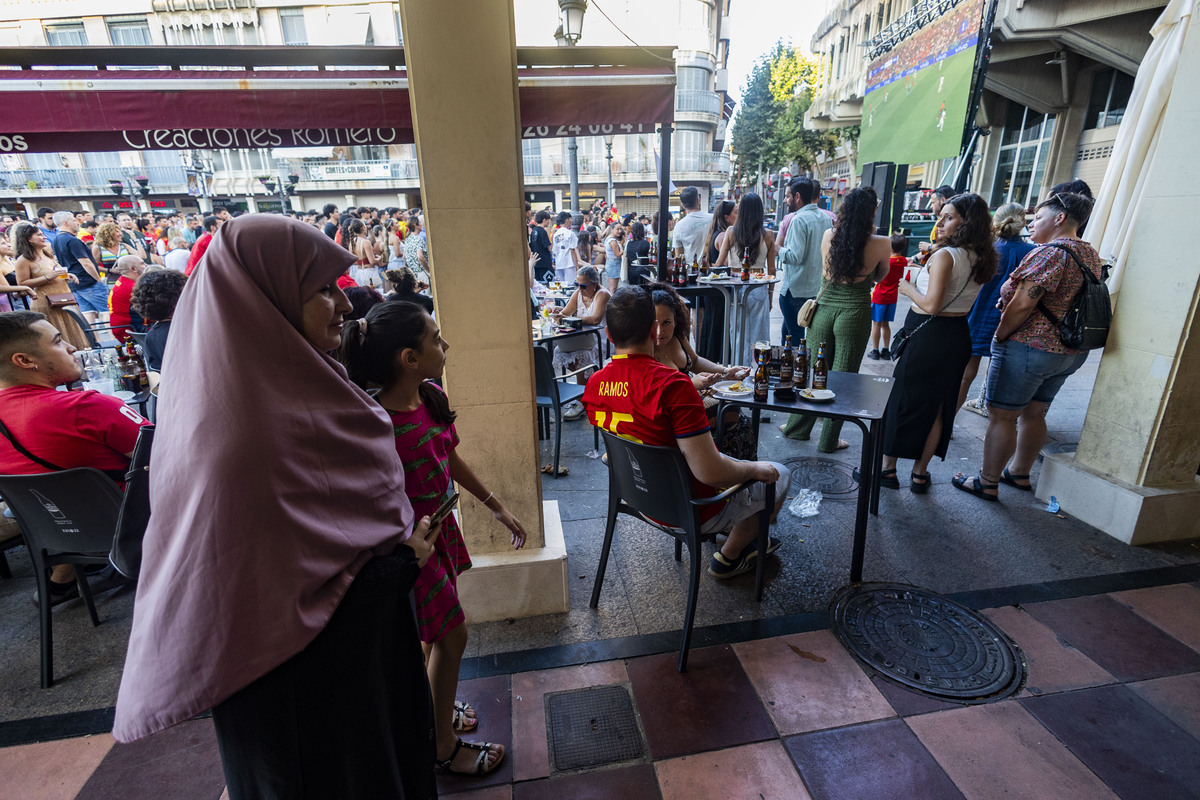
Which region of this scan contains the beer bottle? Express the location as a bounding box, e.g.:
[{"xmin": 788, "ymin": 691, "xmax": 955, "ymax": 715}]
[
  {"xmin": 740, "ymin": 247, "xmax": 751, "ymax": 282},
  {"xmin": 778, "ymin": 335, "xmax": 794, "ymax": 389},
  {"xmin": 753, "ymin": 355, "xmax": 769, "ymax": 402},
  {"xmin": 675, "ymin": 255, "xmax": 685, "ymax": 287},
  {"xmin": 795, "ymin": 338, "xmax": 809, "ymax": 390},
  {"xmin": 690, "ymin": 256, "xmax": 700, "ymax": 283},
  {"xmin": 813, "ymin": 341, "xmax": 829, "ymax": 390}
]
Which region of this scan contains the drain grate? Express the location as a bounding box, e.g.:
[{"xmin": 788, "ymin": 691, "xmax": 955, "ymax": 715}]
[
  {"xmin": 830, "ymin": 583, "xmax": 1027, "ymax": 704},
  {"xmin": 783, "ymin": 456, "xmax": 859, "ymax": 498},
  {"xmin": 546, "ymin": 685, "xmax": 644, "ymax": 772}
]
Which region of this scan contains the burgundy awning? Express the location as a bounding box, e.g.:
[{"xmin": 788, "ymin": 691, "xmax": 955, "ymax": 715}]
[{"xmin": 1, "ymin": 66, "xmax": 675, "ymax": 153}]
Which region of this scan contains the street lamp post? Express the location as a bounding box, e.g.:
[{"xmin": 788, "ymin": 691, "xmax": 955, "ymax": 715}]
[
  {"xmin": 258, "ymin": 173, "xmax": 300, "ymax": 213},
  {"xmin": 556, "ymin": 0, "xmax": 586, "ymax": 217},
  {"xmin": 108, "ymin": 176, "xmax": 150, "ymax": 214},
  {"xmin": 604, "ymin": 134, "xmax": 615, "ymax": 207}
]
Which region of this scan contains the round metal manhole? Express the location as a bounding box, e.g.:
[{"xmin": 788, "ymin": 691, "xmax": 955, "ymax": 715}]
[
  {"xmin": 829, "ymin": 583, "xmax": 1027, "ymax": 704},
  {"xmin": 783, "ymin": 457, "xmax": 858, "ymax": 498}
]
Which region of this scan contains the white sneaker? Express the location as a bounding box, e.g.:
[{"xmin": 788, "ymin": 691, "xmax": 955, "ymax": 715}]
[{"xmin": 562, "ymin": 401, "xmax": 586, "ymax": 421}]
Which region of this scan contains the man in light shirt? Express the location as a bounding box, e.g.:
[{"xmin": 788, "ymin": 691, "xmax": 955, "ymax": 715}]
[
  {"xmin": 164, "ymin": 238, "xmax": 190, "ymax": 272},
  {"xmin": 777, "ymin": 177, "xmax": 831, "ymax": 345},
  {"xmin": 670, "ymin": 187, "xmax": 712, "ymax": 265}
]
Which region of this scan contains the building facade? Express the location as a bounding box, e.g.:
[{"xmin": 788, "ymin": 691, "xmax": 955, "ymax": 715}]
[
  {"xmin": 0, "ymin": 0, "xmax": 733, "ymax": 217},
  {"xmin": 805, "ymin": 0, "xmax": 1164, "ymax": 210}
]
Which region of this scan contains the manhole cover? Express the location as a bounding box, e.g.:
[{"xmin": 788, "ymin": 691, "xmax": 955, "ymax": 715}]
[
  {"xmin": 546, "ymin": 685, "xmax": 644, "ymax": 772},
  {"xmin": 783, "ymin": 456, "xmax": 858, "ymax": 497},
  {"xmin": 829, "ymin": 583, "xmax": 1026, "ymax": 704}
]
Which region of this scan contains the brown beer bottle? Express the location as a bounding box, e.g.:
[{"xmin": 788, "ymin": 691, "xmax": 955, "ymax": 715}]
[
  {"xmin": 779, "ymin": 335, "xmax": 794, "ymax": 389},
  {"xmin": 753, "ymin": 354, "xmax": 769, "ymax": 402},
  {"xmin": 740, "ymin": 247, "xmax": 751, "ymax": 282},
  {"xmin": 813, "ymin": 341, "xmax": 829, "ymax": 390},
  {"xmin": 795, "ymin": 338, "xmax": 809, "ymax": 389}
]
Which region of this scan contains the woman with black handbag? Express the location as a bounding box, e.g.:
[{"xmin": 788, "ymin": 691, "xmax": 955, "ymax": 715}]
[{"xmin": 875, "ymin": 193, "xmax": 996, "ymax": 493}]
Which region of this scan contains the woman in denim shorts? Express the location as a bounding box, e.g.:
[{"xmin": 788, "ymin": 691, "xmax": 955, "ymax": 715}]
[{"xmin": 954, "ymin": 192, "xmax": 1101, "ymax": 501}]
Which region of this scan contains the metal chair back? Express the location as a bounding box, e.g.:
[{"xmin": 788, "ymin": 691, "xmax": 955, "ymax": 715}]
[
  {"xmin": 601, "ymin": 430, "xmax": 699, "ymax": 530},
  {"xmin": 110, "ymin": 424, "xmax": 154, "ymax": 579}
]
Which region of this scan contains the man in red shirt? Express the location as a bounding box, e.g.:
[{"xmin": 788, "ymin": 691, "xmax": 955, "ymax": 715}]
[
  {"xmin": 582, "ymin": 287, "xmax": 789, "ymax": 578},
  {"xmin": 185, "ymin": 215, "xmax": 220, "ymax": 276},
  {"xmin": 0, "ymin": 311, "xmax": 148, "ymax": 604}
]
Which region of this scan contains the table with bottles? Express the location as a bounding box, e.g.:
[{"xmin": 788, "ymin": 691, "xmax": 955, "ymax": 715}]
[
  {"xmin": 715, "ymin": 339, "xmax": 895, "ymax": 582},
  {"xmin": 72, "ymin": 340, "xmax": 154, "ymax": 417}
]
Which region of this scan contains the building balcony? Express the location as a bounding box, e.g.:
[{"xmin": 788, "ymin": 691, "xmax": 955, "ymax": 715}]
[
  {"xmin": 0, "ymin": 165, "xmax": 189, "ymax": 197},
  {"xmin": 675, "ymin": 90, "xmax": 722, "ymax": 126},
  {"xmin": 520, "ymin": 150, "xmax": 730, "ymax": 185}
]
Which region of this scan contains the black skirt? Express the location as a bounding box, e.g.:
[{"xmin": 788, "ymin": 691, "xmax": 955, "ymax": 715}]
[
  {"xmin": 882, "ymin": 314, "xmax": 971, "ymax": 462},
  {"xmin": 213, "ymin": 548, "xmax": 436, "ymax": 800}
]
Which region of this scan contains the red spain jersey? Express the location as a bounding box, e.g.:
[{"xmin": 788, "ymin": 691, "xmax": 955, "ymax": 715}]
[{"xmin": 582, "ymin": 353, "xmax": 723, "ymax": 519}]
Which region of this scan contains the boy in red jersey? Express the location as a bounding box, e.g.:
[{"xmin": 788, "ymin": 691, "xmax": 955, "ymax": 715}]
[{"xmin": 583, "ymin": 287, "xmax": 790, "ymax": 578}]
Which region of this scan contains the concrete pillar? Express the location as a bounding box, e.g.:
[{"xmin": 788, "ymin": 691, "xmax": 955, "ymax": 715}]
[
  {"xmin": 1038, "ymin": 20, "xmax": 1200, "ymax": 545},
  {"xmin": 197, "ymin": 196, "xmax": 213, "ymax": 214},
  {"xmin": 397, "ymin": 0, "xmax": 567, "ymax": 621},
  {"xmin": 343, "ymin": 193, "xmax": 357, "ymax": 209},
  {"xmin": 244, "ymin": 196, "xmax": 259, "ymax": 214}
]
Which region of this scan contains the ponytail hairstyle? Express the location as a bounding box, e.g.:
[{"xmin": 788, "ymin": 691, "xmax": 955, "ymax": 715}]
[
  {"xmin": 341, "ymin": 218, "xmax": 366, "ymax": 253},
  {"xmin": 992, "ymin": 202, "xmax": 1027, "ymax": 240},
  {"xmin": 384, "ymin": 266, "xmax": 418, "ymax": 295},
  {"xmin": 337, "ymin": 300, "xmax": 456, "ymax": 425}
]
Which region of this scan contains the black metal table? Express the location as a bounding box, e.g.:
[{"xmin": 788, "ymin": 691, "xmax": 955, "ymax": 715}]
[
  {"xmin": 676, "ymin": 285, "xmax": 729, "ymax": 364},
  {"xmin": 716, "ymin": 371, "xmax": 894, "ymax": 582}
]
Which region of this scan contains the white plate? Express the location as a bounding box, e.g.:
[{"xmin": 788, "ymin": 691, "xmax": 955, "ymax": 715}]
[
  {"xmin": 799, "ymin": 388, "xmax": 836, "ymax": 402},
  {"xmin": 713, "ymin": 380, "xmax": 753, "ymax": 397},
  {"xmin": 113, "ymin": 390, "xmax": 136, "ymax": 401}
]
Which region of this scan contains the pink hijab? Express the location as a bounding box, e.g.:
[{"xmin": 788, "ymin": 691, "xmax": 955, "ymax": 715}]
[{"xmin": 114, "ymin": 215, "xmax": 414, "ymax": 742}]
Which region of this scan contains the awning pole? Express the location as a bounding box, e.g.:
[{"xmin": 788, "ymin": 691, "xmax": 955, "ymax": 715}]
[{"xmin": 657, "ymin": 124, "xmax": 672, "ymax": 282}]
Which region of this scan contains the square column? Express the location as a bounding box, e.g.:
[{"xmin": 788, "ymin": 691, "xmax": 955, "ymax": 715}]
[{"xmin": 398, "ymin": 0, "xmax": 565, "ymax": 615}]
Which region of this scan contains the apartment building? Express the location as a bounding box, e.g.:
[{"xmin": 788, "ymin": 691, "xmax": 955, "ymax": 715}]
[
  {"xmin": 0, "ymin": 0, "xmax": 733, "ymax": 217},
  {"xmin": 805, "ymin": 0, "xmax": 1165, "ymax": 209}
]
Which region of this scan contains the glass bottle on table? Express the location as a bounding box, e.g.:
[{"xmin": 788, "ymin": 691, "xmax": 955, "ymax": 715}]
[
  {"xmin": 795, "ymin": 338, "xmax": 809, "ymax": 390},
  {"xmin": 812, "ymin": 341, "xmax": 829, "ymax": 391},
  {"xmin": 753, "ymin": 351, "xmax": 769, "ymax": 402},
  {"xmin": 776, "ymin": 334, "xmax": 794, "ymax": 397},
  {"xmin": 740, "ymin": 247, "xmax": 751, "ymax": 282}
]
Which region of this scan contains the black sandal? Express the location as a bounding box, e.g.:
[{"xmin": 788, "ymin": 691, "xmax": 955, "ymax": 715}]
[
  {"xmin": 999, "ymin": 468, "xmax": 1033, "ymax": 491},
  {"xmin": 853, "ymin": 467, "xmax": 899, "ymax": 490},
  {"xmin": 951, "ymin": 474, "xmax": 999, "ymax": 502},
  {"xmin": 434, "ymin": 738, "xmax": 505, "ymax": 776},
  {"xmin": 910, "ymin": 472, "xmax": 931, "ymax": 494}
]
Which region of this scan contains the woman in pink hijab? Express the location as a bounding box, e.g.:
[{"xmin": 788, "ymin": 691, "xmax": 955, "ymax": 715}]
[{"xmin": 114, "ymin": 215, "xmax": 440, "ymax": 800}]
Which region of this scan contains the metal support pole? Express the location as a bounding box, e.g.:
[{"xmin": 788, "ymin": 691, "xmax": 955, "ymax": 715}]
[
  {"xmin": 568, "ymin": 136, "xmax": 580, "ymax": 215},
  {"xmin": 657, "ymin": 124, "xmax": 672, "ymax": 282},
  {"xmin": 605, "ymin": 139, "xmax": 614, "ymax": 206}
]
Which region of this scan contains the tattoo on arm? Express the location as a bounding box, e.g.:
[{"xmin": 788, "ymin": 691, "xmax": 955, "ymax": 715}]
[{"xmin": 1026, "ymin": 285, "xmax": 1045, "ymax": 299}]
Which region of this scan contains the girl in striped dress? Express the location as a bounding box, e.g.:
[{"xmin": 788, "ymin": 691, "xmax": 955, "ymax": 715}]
[{"xmin": 339, "ymin": 301, "xmax": 526, "ymax": 779}]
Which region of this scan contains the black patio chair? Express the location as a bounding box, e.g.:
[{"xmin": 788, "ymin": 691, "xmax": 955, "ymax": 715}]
[
  {"xmin": 0, "ymin": 469, "xmax": 123, "ymax": 688},
  {"xmin": 110, "ymin": 424, "xmax": 154, "ymax": 580},
  {"xmin": 0, "ymin": 501, "xmax": 24, "ymax": 579},
  {"xmin": 61, "ymin": 306, "xmax": 119, "ymax": 350},
  {"xmin": 590, "ymin": 431, "xmax": 774, "ymax": 672},
  {"xmin": 533, "ymin": 345, "xmax": 597, "ymax": 478}
]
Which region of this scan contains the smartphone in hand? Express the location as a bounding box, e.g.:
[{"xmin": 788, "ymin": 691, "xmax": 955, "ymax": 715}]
[{"xmin": 429, "ymin": 491, "xmax": 460, "ymax": 526}]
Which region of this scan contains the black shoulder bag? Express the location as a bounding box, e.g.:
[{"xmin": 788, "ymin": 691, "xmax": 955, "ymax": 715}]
[
  {"xmin": 890, "ymin": 271, "xmax": 972, "ymax": 362},
  {"xmin": 1036, "ymin": 243, "xmax": 1112, "ymax": 351}
]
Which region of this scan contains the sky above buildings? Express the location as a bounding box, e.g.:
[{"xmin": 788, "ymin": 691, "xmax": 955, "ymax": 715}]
[{"xmin": 724, "ymin": 0, "xmax": 827, "ymax": 104}]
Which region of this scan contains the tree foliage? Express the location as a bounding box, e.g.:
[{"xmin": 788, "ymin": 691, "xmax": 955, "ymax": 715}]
[{"xmin": 730, "ymin": 42, "xmax": 843, "ymax": 185}]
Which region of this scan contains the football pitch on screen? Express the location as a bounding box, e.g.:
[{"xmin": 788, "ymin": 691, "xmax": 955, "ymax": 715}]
[{"xmin": 858, "ymin": 47, "xmax": 976, "ymax": 169}]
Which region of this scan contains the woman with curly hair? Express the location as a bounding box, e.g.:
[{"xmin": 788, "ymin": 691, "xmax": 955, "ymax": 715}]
[
  {"xmin": 131, "ymin": 267, "xmax": 187, "ymax": 371},
  {"xmin": 92, "ymin": 221, "xmax": 134, "ymax": 285},
  {"xmin": 649, "ymin": 281, "xmax": 755, "ymax": 458},
  {"xmin": 880, "ymin": 192, "xmax": 996, "ymax": 492},
  {"xmin": 781, "ymin": 186, "xmax": 891, "ymax": 451}
]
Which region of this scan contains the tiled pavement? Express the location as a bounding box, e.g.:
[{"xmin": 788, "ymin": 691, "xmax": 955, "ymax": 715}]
[{"xmin": 4, "ymin": 581, "xmax": 1198, "ymax": 800}]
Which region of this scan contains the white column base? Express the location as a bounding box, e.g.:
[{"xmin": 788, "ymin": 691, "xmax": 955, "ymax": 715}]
[
  {"xmin": 457, "ymin": 500, "xmax": 569, "ymax": 623},
  {"xmin": 1038, "ymin": 453, "xmax": 1200, "ymax": 545}
]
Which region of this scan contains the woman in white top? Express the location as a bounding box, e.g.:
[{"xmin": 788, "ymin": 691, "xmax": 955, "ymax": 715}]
[
  {"xmin": 713, "ymin": 193, "xmax": 776, "ymax": 367},
  {"xmin": 550, "ymin": 264, "xmax": 610, "ymax": 381},
  {"xmin": 880, "ymin": 193, "xmax": 996, "ymax": 492}
]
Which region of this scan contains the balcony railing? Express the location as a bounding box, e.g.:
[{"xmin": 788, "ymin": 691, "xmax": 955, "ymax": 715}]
[
  {"xmin": 521, "ymin": 150, "xmax": 729, "ymax": 179},
  {"xmin": 675, "ymin": 90, "xmax": 722, "ymax": 117},
  {"xmin": 0, "ymin": 165, "xmax": 189, "ymax": 193}
]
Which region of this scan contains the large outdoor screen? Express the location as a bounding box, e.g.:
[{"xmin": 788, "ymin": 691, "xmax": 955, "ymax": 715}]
[{"xmin": 857, "ymin": 0, "xmax": 987, "ymax": 169}]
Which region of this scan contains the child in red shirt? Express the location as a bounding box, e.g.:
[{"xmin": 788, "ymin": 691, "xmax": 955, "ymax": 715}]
[{"xmin": 868, "ymin": 232, "xmax": 908, "ymax": 360}]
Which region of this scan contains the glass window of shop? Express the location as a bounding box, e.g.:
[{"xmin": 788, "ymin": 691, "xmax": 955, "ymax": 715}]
[
  {"xmin": 1084, "ymin": 68, "xmax": 1135, "ymax": 130},
  {"xmin": 990, "ymin": 102, "xmax": 1056, "ymax": 209}
]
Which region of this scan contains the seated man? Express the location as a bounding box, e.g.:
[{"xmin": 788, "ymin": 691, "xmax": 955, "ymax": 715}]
[
  {"xmin": 0, "ymin": 310, "xmax": 148, "ymax": 604},
  {"xmin": 583, "ymin": 286, "xmax": 790, "ymax": 578}
]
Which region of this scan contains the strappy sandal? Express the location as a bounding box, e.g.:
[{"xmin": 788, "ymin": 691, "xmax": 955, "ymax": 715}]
[
  {"xmin": 852, "ymin": 467, "xmax": 899, "ymax": 490},
  {"xmin": 952, "ymin": 474, "xmax": 999, "ymax": 502},
  {"xmin": 434, "ymin": 738, "xmax": 505, "ymax": 776},
  {"xmin": 910, "ymin": 472, "xmax": 932, "ymax": 494},
  {"xmin": 452, "ymin": 701, "xmax": 478, "ymax": 732},
  {"xmin": 999, "ymin": 468, "xmax": 1032, "ymax": 491}
]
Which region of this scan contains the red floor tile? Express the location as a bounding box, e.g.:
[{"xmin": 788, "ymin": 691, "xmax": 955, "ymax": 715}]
[
  {"xmin": 0, "ymin": 733, "xmax": 114, "ymax": 800},
  {"xmin": 435, "ymin": 674, "xmax": 514, "ymax": 796},
  {"xmin": 1129, "ymin": 672, "xmax": 1200, "ymax": 742},
  {"xmin": 1021, "ymin": 684, "xmax": 1200, "ymax": 800},
  {"xmin": 74, "ymin": 718, "xmax": 225, "ymax": 800},
  {"xmin": 1023, "ymin": 594, "xmax": 1200, "ymax": 682},
  {"xmin": 733, "ymin": 630, "xmax": 895, "ymax": 735},
  {"xmin": 514, "ymin": 764, "xmax": 659, "ymax": 800},
  {"xmin": 906, "ymin": 700, "xmax": 1119, "ymax": 800},
  {"xmin": 785, "ymin": 718, "xmax": 964, "ymax": 800},
  {"xmin": 1110, "ymin": 583, "xmax": 1200, "ymax": 653},
  {"xmin": 866, "ymin": 674, "xmax": 962, "ymax": 717},
  {"xmin": 510, "ymin": 661, "xmax": 630, "ymax": 782},
  {"xmin": 656, "ymin": 740, "xmax": 807, "ymax": 800},
  {"xmin": 627, "ymin": 644, "xmax": 775, "ymax": 760},
  {"xmin": 983, "ymin": 605, "xmax": 1115, "ymax": 695}
]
